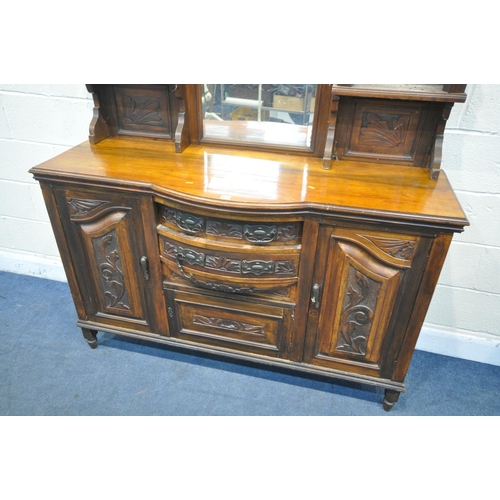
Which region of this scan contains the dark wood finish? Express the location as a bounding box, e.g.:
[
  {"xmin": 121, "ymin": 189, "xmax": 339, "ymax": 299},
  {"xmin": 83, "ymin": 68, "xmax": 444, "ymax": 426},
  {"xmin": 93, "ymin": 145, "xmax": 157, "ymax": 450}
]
[
  {"xmin": 86, "ymin": 84, "xmax": 189, "ymax": 150},
  {"xmin": 322, "ymin": 94, "xmax": 340, "ymax": 168},
  {"xmin": 165, "ymin": 289, "xmax": 292, "ymax": 357},
  {"xmin": 330, "ymin": 97, "xmax": 444, "ymax": 174},
  {"xmin": 52, "ymin": 187, "xmax": 156, "ymax": 332},
  {"xmin": 82, "ymin": 327, "xmax": 98, "ymax": 349},
  {"xmin": 324, "ymin": 85, "xmax": 466, "ymax": 177},
  {"xmin": 332, "ymin": 84, "xmax": 467, "ymax": 102},
  {"xmin": 29, "ymin": 85, "xmax": 469, "ymax": 411},
  {"xmin": 383, "ymin": 389, "xmax": 400, "ymax": 412},
  {"xmin": 303, "ymin": 225, "xmax": 425, "ymax": 378}
]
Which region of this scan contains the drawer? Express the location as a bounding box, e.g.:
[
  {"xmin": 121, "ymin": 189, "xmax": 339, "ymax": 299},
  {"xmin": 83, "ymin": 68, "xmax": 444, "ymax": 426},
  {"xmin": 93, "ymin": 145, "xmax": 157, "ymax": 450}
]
[
  {"xmin": 158, "ymin": 230, "xmax": 299, "ymax": 300},
  {"xmin": 165, "ymin": 289, "xmax": 292, "ymax": 357},
  {"xmin": 159, "ymin": 230, "xmax": 300, "ymax": 289},
  {"xmin": 156, "ymin": 202, "xmax": 302, "ymax": 246},
  {"xmin": 159, "ymin": 233, "xmax": 300, "ymax": 278}
]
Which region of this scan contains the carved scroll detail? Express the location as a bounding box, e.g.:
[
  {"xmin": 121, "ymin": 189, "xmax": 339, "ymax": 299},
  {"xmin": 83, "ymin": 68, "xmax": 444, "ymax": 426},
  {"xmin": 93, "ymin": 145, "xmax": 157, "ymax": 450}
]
[
  {"xmin": 161, "ymin": 207, "xmax": 176, "ymax": 224},
  {"xmin": 122, "ymin": 95, "xmax": 162, "ymax": 126},
  {"xmin": 336, "ymin": 266, "xmax": 378, "ymax": 355},
  {"xmin": 67, "ymin": 198, "xmax": 109, "ymax": 217},
  {"xmin": 362, "ymin": 235, "xmax": 416, "ymax": 260},
  {"xmin": 275, "ymin": 260, "xmax": 295, "ymax": 275},
  {"xmin": 429, "ymin": 102, "xmax": 453, "ymax": 180},
  {"xmin": 94, "ymin": 230, "xmax": 130, "ymax": 311},
  {"xmin": 192, "ymin": 315, "xmax": 265, "ymax": 335},
  {"xmin": 277, "ymin": 225, "xmax": 299, "ymax": 242},
  {"xmin": 206, "ymin": 220, "xmax": 243, "ymax": 239},
  {"xmin": 205, "ymin": 256, "xmax": 241, "ymax": 273},
  {"xmin": 359, "ymin": 112, "xmax": 410, "ymax": 148}
]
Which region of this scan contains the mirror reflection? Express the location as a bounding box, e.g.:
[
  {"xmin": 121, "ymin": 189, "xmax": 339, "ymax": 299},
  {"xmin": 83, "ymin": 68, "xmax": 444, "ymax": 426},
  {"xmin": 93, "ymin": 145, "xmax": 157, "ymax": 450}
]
[{"xmin": 202, "ymin": 84, "xmax": 317, "ymax": 149}]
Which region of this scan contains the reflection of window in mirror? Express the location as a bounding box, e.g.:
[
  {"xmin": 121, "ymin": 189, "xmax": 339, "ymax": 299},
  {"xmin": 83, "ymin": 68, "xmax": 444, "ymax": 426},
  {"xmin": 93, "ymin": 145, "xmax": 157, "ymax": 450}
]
[{"xmin": 201, "ymin": 84, "xmax": 318, "ymax": 150}]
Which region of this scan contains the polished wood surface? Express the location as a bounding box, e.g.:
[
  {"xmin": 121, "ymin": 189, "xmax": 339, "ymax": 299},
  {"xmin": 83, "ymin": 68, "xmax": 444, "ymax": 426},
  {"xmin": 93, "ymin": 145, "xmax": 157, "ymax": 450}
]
[
  {"xmin": 31, "ymin": 136, "xmax": 468, "ymax": 228},
  {"xmin": 332, "ymin": 84, "xmax": 467, "ymax": 102},
  {"xmin": 30, "ymin": 86, "xmax": 469, "ymax": 411}
]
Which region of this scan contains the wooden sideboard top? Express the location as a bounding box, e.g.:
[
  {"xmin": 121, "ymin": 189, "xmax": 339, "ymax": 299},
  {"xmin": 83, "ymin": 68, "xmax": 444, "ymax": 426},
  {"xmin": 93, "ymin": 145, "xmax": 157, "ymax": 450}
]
[{"xmin": 30, "ymin": 136, "xmax": 468, "ymax": 230}]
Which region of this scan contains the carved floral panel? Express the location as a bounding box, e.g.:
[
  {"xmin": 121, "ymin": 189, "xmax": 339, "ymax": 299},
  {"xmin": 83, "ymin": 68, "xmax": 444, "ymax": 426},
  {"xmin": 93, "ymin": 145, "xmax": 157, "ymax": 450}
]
[
  {"xmin": 92, "ymin": 229, "xmax": 131, "ymax": 312},
  {"xmin": 335, "ymin": 265, "xmax": 381, "ymax": 356}
]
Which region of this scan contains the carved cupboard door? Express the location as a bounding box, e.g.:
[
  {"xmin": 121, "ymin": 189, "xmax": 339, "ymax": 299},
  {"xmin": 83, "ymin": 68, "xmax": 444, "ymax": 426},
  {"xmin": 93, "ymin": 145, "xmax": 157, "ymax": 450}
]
[
  {"xmin": 55, "ymin": 188, "xmax": 157, "ymax": 333},
  {"xmin": 303, "ymin": 225, "xmax": 427, "ymax": 378}
]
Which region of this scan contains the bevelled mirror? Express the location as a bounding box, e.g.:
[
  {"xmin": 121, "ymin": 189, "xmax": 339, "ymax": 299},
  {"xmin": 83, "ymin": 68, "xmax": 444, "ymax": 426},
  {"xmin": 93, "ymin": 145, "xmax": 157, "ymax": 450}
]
[{"xmin": 201, "ymin": 84, "xmax": 318, "ymax": 150}]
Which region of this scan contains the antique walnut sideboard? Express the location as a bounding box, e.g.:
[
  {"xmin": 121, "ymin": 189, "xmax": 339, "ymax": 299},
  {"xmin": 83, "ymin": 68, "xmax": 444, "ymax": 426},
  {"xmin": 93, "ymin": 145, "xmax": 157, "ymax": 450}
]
[{"xmin": 30, "ymin": 84, "xmax": 469, "ymax": 411}]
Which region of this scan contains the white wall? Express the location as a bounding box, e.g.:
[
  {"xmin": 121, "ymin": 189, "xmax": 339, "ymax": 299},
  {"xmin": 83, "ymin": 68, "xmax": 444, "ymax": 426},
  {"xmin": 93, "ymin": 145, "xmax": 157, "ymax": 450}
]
[
  {"xmin": 1, "ymin": 84, "xmax": 499, "ymax": 365},
  {"xmin": 0, "ymin": 85, "xmax": 93, "ymax": 280}
]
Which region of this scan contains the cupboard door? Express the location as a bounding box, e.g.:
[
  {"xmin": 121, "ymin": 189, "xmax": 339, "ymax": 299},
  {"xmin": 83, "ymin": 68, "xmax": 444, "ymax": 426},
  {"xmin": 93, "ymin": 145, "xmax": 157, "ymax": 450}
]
[
  {"xmin": 304, "ymin": 226, "xmax": 424, "ymax": 376},
  {"xmin": 56, "ymin": 188, "xmax": 155, "ymax": 332}
]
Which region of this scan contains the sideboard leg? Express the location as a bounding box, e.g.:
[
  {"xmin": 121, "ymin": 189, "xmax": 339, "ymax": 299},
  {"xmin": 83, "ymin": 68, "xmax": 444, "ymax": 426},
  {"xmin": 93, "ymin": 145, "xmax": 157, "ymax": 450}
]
[
  {"xmin": 383, "ymin": 389, "xmax": 401, "ymax": 412},
  {"xmin": 82, "ymin": 327, "xmax": 98, "ymax": 349}
]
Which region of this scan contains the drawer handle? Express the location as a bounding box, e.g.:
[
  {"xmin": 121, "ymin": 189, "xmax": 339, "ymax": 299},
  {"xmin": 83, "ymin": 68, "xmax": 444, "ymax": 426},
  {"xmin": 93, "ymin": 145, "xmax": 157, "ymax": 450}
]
[
  {"xmin": 243, "ymin": 224, "xmax": 277, "ymax": 244},
  {"xmin": 140, "ymin": 256, "xmax": 150, "ymax": 281},
  {"xmin": 176, "ymin": 212, "xmax": 205, "ymax": 234},
  {"xmin": 311, "ymin": 283, "xmax": 320, "ymax": 308},
  {"xmin": 175, "ymin": 254, "xmax": 256, "ymax": 295},
  {"xmin": 177, "ymin": 246, "xmax": 205, "ymax": 266},
  {"xmin": 242, "ymin": 260, "xmax": 274, "ymax": 276}
]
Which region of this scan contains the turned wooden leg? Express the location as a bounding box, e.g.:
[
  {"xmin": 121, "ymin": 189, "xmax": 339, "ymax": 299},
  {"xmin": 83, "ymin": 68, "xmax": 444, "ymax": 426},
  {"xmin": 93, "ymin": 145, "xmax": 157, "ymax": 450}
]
[
  {"xmin": 383, "ymin": 389, "xmax": 401, "ymax": 412},
  {"xmin": 82, "ymin": 327, "xmax": 98, "ymax": 349}
]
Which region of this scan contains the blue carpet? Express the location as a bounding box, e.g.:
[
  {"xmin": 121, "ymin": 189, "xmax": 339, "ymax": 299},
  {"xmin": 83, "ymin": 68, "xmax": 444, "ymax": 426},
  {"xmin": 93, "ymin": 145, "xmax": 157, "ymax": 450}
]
[{"xmin": 1, "ymin": 271, "xmax": 499, "ymax": 416}]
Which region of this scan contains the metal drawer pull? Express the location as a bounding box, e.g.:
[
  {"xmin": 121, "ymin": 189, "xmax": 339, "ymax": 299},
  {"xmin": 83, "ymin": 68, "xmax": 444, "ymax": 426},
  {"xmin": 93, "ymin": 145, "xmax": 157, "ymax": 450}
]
[
  {"xmin": 241, "ymin": 260, "xmax": 274, "ymax": 275},
  {"xmin": 243, "ymin": 224, "xmax": 277, "ymax": 244}
]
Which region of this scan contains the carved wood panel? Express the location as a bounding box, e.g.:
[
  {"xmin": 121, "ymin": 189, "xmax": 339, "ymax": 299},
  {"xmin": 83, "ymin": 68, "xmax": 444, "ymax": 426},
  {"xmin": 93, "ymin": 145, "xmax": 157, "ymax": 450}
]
[
  {"xmin": 335, "ymin": 265, "xmax": 381, "ymax": 356},
  {"xmin": 60, "ymin": 191, "xmax": 153, "ymax": 330},
  {"xmin": 346, "ymin": 101, "xmax": 424, "ymax": 160},
  {"xmin": 159, "ymin": 236, "xmax": 298, "ymax": 278},
  {"xmin": 114, "ymin": 85, "xmax": 173, "ymax": 138},
  {"xmin": 166, "ymin": 290, "xmax": 289, "ymax": 357},
  {"xmin": 305, "ymin": 226, "xmax": 407, "ymax": 373},
  {"xmin": 334, "ymin": 97, "xmax": 441, "ymax": 167},
  {"xmin": 158, "ymin": 205, "xmax": 301, "ymax": 245},
  {"xmin": 92, "ymin": 229, "xmax": 131, "ymax": 313}
]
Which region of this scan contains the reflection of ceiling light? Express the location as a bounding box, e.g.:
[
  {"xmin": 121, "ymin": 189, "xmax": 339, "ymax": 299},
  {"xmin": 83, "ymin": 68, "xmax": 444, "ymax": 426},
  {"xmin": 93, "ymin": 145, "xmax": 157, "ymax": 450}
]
[{"xmin": 203, "ymin": 152, "xmax": 281, "ymax": 200}]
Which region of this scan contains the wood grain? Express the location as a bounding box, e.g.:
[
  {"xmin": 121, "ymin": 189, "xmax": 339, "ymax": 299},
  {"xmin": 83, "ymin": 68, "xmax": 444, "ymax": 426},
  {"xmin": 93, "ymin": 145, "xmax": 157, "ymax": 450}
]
[{"xmin": 30, "ymin": 136, "xmax": 468, "ymax": 229}]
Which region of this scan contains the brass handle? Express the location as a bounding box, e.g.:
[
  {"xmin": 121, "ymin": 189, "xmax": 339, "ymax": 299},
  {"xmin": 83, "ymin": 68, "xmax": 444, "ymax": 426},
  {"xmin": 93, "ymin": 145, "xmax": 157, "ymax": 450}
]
[
  {"xmin": 311, "ymin": 283, "xmax": 320, "ymax": 308},
  {"xmin": 140, "ymin": 256, "xmax": 150, "ymax": 281}
]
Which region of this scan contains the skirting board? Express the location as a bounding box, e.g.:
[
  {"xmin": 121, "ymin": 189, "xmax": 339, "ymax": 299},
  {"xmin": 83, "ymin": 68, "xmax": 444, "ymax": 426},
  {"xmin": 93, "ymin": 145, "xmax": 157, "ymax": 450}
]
[
  {"xmin": 1, "ymin": 248, "xmax": 499, "ymax": 367},
  {"xmin": 0, "ymin": 249, "xmax": 67, "ymax": 283},
  {"xmin": 416, "ymin": 326, "xmax": 500, "ymax": 367}
]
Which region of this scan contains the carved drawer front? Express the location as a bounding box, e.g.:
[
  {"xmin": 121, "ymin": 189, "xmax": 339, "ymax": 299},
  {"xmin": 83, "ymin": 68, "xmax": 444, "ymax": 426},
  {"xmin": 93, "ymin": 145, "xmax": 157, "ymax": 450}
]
[
  {"xmin": 157, "ymin": 202, "xmax": 302, "ymax": 246},
  {"xmin": 158, "ymin": 226, "xmax": 300, "ymax": 300},
  {"xmin": 304, "ymin": 226, "xmax": 424, "ymax": 377},
  {"xmin": 165, "ymin": 290, "xmax": 291, "ymax": 357},
  {"xmin": 335, "ymin": 97, "xmax": 440, "ymax": 166}
]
